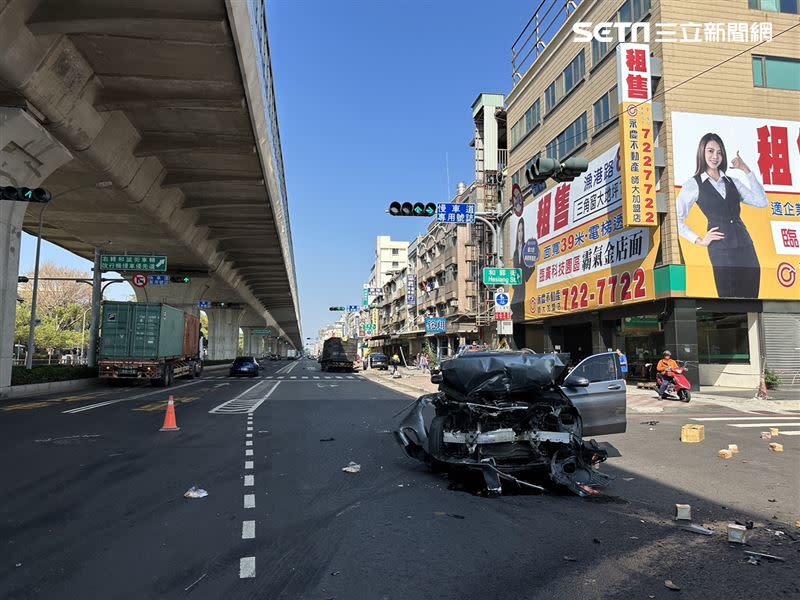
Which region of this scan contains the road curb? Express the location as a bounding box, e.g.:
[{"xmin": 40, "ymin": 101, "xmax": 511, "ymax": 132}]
[
  {"xmin": 3, "ymin": 377, "xmax": 97, "ymax": 400},
  {"xmin": 361, "ymin": 372, "xmax": 432, "ymax": 398}
]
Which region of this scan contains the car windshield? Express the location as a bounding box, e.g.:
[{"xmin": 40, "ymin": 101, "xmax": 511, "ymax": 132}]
[{"xmin": 372, "ymin": 354, "xmax": 386, "ymax": 360}]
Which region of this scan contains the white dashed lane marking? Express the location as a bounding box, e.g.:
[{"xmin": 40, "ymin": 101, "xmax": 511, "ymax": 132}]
[
  {"xmin": 240, "ymin": 557, "xmax": 255, "ymax": 578},
  {"xmin": 245, "ymin": 461, "xmax": 253, "ymax": 469},
  {"xmin": 242, "ymin": 520, "xmax": 255, "ymax": 539},
  {"xmin": 246, "ymin": 449, "xmax": 253, "ymax": 456},
  {"xmin": 244, "ymin": 474, "xmax": 254, "ymax": 487},
  {"xmin": 244, "ymin": 494, "xmax": 255, "ymax": 508}
]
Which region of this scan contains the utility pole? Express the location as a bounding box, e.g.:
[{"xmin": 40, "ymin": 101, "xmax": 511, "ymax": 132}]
[
  {"xmin": 87, "ymin": 247, "xmax": 102, "ymax": 367},
  {"xmin": 25, "ymin": 203, "xmax": 48, "ymax": 369}
]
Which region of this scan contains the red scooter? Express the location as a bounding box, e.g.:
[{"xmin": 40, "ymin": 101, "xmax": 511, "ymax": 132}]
[{"xmin": 654, "ymin": 361, "xmax": 693, "ymax": 403}]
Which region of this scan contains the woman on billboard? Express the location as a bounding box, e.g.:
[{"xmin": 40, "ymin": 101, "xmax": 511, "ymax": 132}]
[
  {"xmin": 511, "ymin": 217, "xmax": 535, "ymax": 319},
  {"xmin": 676, "ymin": 133, "xmax": 768, "ymax": 298}
]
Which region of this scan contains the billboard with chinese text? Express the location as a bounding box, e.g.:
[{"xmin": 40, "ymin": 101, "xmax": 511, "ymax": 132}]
[
  {"xmin": 617, "ymin": 43, "xmax": 657, "ymax": 227},
  {"xmin": 509, "ymin": 144, "xmax": 661, "ymax": 320},
  {"xmin": 672, "ymin": 112, "xmax": 800, "ymax": 300}
]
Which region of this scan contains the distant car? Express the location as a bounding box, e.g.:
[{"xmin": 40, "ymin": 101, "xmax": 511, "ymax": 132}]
[
  {"xmin": 268, "ymin": 354, "xmax": 279, "ymax": 361},
  {"xmin": 368, "ymin": 353, "xmax": 389, "ymax": 370},
  {"xmin": 230, "ymin": 356, "xmax": 260, "ymax": 377}
]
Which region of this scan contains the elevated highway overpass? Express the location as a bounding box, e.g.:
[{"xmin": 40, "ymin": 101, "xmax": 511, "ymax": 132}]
[{"xmin": 0, "ymin": 0, "xmax": 301, "ymax": 396}]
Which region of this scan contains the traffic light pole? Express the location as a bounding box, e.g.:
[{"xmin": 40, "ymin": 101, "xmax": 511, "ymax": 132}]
[
  {"xmin": 24, "ymin": 203, "xmax": 48, "ymax": 369},
  {"xmin": 87, "ymin": 247, "xmax": 102, "ymax": 368}
]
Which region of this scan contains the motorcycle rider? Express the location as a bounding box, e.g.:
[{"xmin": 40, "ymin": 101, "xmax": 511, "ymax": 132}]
[{"xmin": 656, "ymin": 350, "xmax": 679, "ymax": 399}]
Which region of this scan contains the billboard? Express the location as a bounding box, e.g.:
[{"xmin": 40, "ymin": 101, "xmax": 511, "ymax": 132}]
[
  {"xmin": 617, "ymin": 43, "xmax": 657, "ymax": 227},
  {"xmin": 509, "ymin": 144, "xmax": 661, "ymax": 320},
  {"xmin": 671, "ymin": 112, "xmax": 800, "ymax": 299}
]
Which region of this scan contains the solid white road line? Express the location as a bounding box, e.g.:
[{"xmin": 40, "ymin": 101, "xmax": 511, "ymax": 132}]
[
  {"xmin": 239, "ymin": 557, "xmax": 255, "ymax": 578},
  {"xmin": 244, "ymin": 475, "xmax": 254, "ymax": 486},
  {"xmin": 728, "ymin": 422, "xmax": 800, "ymax": 428},
  {"xmin": 245, "ymin": 461, "xmax": 254, "ymax": 469},
  {"xmin": 245, "ymin": 449, "xmax": 253, "ymax": 456},
  {"xmin": 244, "ymin": 494, "xmax": 255, "ymax": 508},
  {"xmin": 242, "ymin": 521, "xmax": 255, "ymax": 540},
  {"xmin": 691, "ymin": 417, "xmax": 800, "ymax": 421},
  {"xmin": 64, "ymin": 379, "xmax": 206, "ymax": 413},
  {"xmin": 283, "ymin": 361, "xmax": 299, "ymax": 374}
]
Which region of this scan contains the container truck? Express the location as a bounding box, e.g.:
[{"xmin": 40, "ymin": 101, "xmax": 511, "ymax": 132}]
[
  {"xmin": 318, "ymin": 337, "xmax": 358, "ymax": 372},
  {"xmin": 98, "ymin": 302, "xmax": 202, "ymax": 386}
]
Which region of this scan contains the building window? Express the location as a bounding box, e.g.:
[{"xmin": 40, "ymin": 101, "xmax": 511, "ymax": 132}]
[
  {"xmin": 619, "ymin": 0, "xmax": 651, "ymax": 23},
  {"xmin": 592, "ymin": 38, "xmax": 611, "ymax": 67},
  {"xmin": 545, "ymin": 81, "xmax": 557, "ymax": 113},
  {"xmin": 391, "ymin": 261, "xmax": 399, "ymax": 268},
  {"xmin": 549, "ymin": 112, "xmax": 588, "ymax": 161},
  {"xmin": 749, "ymin": 0, "xmax": 798, "ymax": 13},
  {"xmin": 593, "ymin": 87, "xmax": 618, "ymax": 132},
  {"xmin": 697, "ymin": 313, "xmax": 751, "ymax": 364},
  {"xmin": 752, "ymin": 55, "xmax": 800, "ymax": 91},
  {"xmin": 391, "ymin": 248, "xmax": 399, "ymax": 255},
  {"xmin": 563, "ymin": 51, "xmax": 585, "ymax": 96},
  {"xmin": 510, "ymin": 99, "xmax": 542, "ymax": 149}
]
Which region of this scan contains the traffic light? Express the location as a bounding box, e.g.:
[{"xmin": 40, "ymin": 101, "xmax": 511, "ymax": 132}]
[
  {"xmin": 524, "ymin": 156, "xmax": 589, "ymax": 184},
  {"xmin": 329, "ymin": 306, "xmax": 346, "ymax": 311},
  {"xmin": 17, "ymin": 276, "xmax": 29, "ymax": 283},
  {"xmin": 170, "ymin": 275, "xmax": 190, "ymax": 284},
  {"xmin": 388, "ymin": 202, "xmax": 436, "ymax": 217},
  {"xmin": 553, "ymin": 157, "xmax": 589, "ymax": 182},
  {"xmin": 0, "ymin": 186, "xmax": 52, "ymax": 203}
]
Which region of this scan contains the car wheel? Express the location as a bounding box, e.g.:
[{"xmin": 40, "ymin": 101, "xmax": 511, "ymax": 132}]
[
  {"xmin": 427, "ymin": 416, "xmax": 450, "ymax": 471},
  {"xmin": 679, "ymin": 389, "xmax": 691, "ymax": 403}
]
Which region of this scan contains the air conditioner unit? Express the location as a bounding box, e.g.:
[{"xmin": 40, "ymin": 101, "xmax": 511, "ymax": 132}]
[{"xmin": 450, "ymin": 299, "xmax": 459, "ymax": 307}]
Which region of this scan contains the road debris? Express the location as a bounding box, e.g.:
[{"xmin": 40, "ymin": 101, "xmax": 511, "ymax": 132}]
[
  {"xmin": 184, "ymin": 486, "xmax": 208, "ymax": 499},
  {"xmin": 718, "ymin": 449, "xmax": 733, "ymax": 459},
  {"xmin": 680, "ymin": 424, "xmax": 704, "ymax": 443},
  {"xmin": 319, "ymin": 437, "xmax": 335, "ymax": 442},
  {"xmin": 728, "ymin": 523, "xmax": 748, "ymax": 544},
  {"xmin": 664, "ymin": 579, "xmax": 681, "ymax": 591},
  {"xmin": 682, "ymin": 524, "xmax": 714, "ymax": 536},
  {"xmin": 184, "ymin": 573, "xmax": 207, "ymax": 591},
  {"xmin": 330, "ymin": 570, "xmax": 341, "ymax": 576},
  {"xmin": 675, "ymin": 504, "xmax": 692, "ymax": 521},
  {"xmin": 342, "ymin": 461, "xmax": 361, "ymax": 474},
  {"xmin": 622, "ymin": 477, "xmax": 635, "ymax": 481},
  {"xmin": 641, "ymin": 420, "xmax": 660, "ymax": 426},
  {"xmin": 768, "ymin": 498, "xmax": 777, "ymax": 502},
  {"xmin": 434, "ymin": 512, "xmax": 466, "ymax": 519},
  {"xmin": 735, "ymin": 520, "xmax": 754, "ymax": 530},
  {"xmin": 746, "ymin": 555, "xmax": 761, "ymax": 565},
  {"xmin": 760, "ymin": 431, "xmax": 772, "ymax": 440},
  {"xmin": 563, "ymin": 555, "xmax": 577, "ymax": 561},
  {"xmin": 768, "ymin": 442, "xmax": 784, "ymax": 452},
  {"xmin": 770, "ymin": 427, "xmax": 780, "ymax": 437},
  {"xmin": 744, "ymin": 550, "xmax": 786, "ymax": 562},
  {"xmin": 727, "ymin": 444, "xmax": 739, "ymax": 454}
]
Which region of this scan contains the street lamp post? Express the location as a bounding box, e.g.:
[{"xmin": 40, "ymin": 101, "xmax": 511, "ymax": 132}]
[{"xmin": 79, "ymin": 306, "xmax": 91, "ymax": 364}]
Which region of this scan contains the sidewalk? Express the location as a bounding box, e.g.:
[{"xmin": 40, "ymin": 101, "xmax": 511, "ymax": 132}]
[{"xmin": 361, "ymin": 367, "xmax": 800, "ymax": 414}]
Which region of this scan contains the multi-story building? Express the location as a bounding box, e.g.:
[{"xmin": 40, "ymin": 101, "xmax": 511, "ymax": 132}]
[
  {"xmin": 503, "ymin": 0, "xmax": 800, "ymax": 390},
  {"xmin": 370, "ymin": 236, "xmax": 409, "ymax": 288}
]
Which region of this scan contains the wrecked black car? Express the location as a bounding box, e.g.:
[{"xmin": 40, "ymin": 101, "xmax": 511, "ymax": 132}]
[{"xmin": 394, "ymin": 351, "xmax": 626, "ymax": 497}]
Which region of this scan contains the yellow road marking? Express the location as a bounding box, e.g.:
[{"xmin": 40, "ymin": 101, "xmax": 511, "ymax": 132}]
[
  {"xmin": 1, "ymin": 401, "xmax": 54, "ymax": 411},
  {"xmin": 133, "ymin": 396, "xmax": 200, "ymax": 412}
]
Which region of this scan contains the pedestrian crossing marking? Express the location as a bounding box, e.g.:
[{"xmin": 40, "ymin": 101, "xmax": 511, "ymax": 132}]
[
  {"xmin": 779, "ymin": 431, "xmax": 800, "ymax": 436},
  {"xmin": 727, "ymin": 422, "xmax": 800, "ymax": 428}
]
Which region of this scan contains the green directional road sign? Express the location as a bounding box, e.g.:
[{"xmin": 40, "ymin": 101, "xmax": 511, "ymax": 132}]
[
  {"xmin": 100, "ymin": 254, "xmax": 167, "ymax": 272},
  {"xmin": 482, "ymin": 268, "xmax": 523, "ymax": 286},
  {"xmin": 251, "ymin": 328, "xmax": 273, "ymax": 336}
]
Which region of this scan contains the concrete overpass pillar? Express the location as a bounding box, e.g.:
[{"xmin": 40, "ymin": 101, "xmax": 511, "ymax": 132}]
[
  {"xmin": 205, "ymin": 307, "xmax": 243, "ymax": 360},
  {"xmin": 241, "ymin": 327, "xmax": 262, "ymax": 356},
  {"xmin": 0, "ymin": 108, "xmax": 72, "ymax": 399}
]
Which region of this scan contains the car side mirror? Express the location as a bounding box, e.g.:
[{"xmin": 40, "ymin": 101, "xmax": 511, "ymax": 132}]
[
  {"xmin": 564, "ymin": 374, "xmax": 590, "ymax": 388},
  {"xmin": 430, "ymin": 371, "xmax": 443, "ymax": 384}
]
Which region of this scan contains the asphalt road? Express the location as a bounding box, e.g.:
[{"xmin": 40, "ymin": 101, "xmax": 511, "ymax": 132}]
[{"xmin": 1, "ymin": 358, "xmax": 797, "ymax": 599}]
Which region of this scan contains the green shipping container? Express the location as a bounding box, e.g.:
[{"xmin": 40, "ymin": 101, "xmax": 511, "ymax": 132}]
[{"xmin": 99, "ymin": 302, "xmax": 187, "ymax": 360}]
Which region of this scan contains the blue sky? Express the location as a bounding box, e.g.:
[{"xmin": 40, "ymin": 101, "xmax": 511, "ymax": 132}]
[{"xmin": 19, "ymin": 1, "xmax": 535, "ymax": 341}]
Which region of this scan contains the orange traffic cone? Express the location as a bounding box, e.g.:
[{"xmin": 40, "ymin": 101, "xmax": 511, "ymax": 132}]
[{"xmin": 159, "ymin": 395, "xmax": 180, "ymax": 432}]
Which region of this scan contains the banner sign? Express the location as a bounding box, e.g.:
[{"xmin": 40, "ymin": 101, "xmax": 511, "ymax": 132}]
[
  {"xmin": 509, "ymin": 143, "xmax": 660, "ymax": 320},
  {"xmin": 425, "ymin": 317, "xmax": 447, "ymax": 334},
  {"xmin": 406, "ymin": 275, "xmax": 417, "ymax": 306},
  {"xmin": 617, "ymin": 43, "xmax": 657, "ymax": 227},
  {"xmin": 672, "ymin": 112, "xmax": 800, "ymax": 299}
]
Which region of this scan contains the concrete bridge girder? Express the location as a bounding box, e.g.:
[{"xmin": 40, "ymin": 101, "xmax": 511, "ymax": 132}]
[{"xmin": 0, "ymin": 108, "xmax": 72, "ymax": 399}]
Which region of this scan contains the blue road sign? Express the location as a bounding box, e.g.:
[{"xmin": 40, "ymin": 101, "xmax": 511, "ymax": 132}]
[
  {"xmin": 347, "ymin": 305, "xmax": 359, "ymax": 313},
  {"xmin": 495, "ymin": 292, "xmax": 509, "ymax": 307},
  {"xmin": 198, "ymin": 301, "xmax": 211, "ymax": 309},
  {"xmin": 425, "ymin": 317, "xmax": 447, "ymax": 334},
  {"xmin": 149, "ymin": 275, "xmax": 169, "ymax": 286},
  {"xmin": 435, "ymin": 203, "xmax": 476, "ymax": 225}
]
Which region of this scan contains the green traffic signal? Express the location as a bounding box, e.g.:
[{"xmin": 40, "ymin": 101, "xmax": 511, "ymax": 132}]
[
  {"xmin": 0, "ymin": 186, "xmax": 51, "ymax": 203},
  {"xmin": 388, "ymin": 201, "xmax": 437, "ymax": 217}
]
